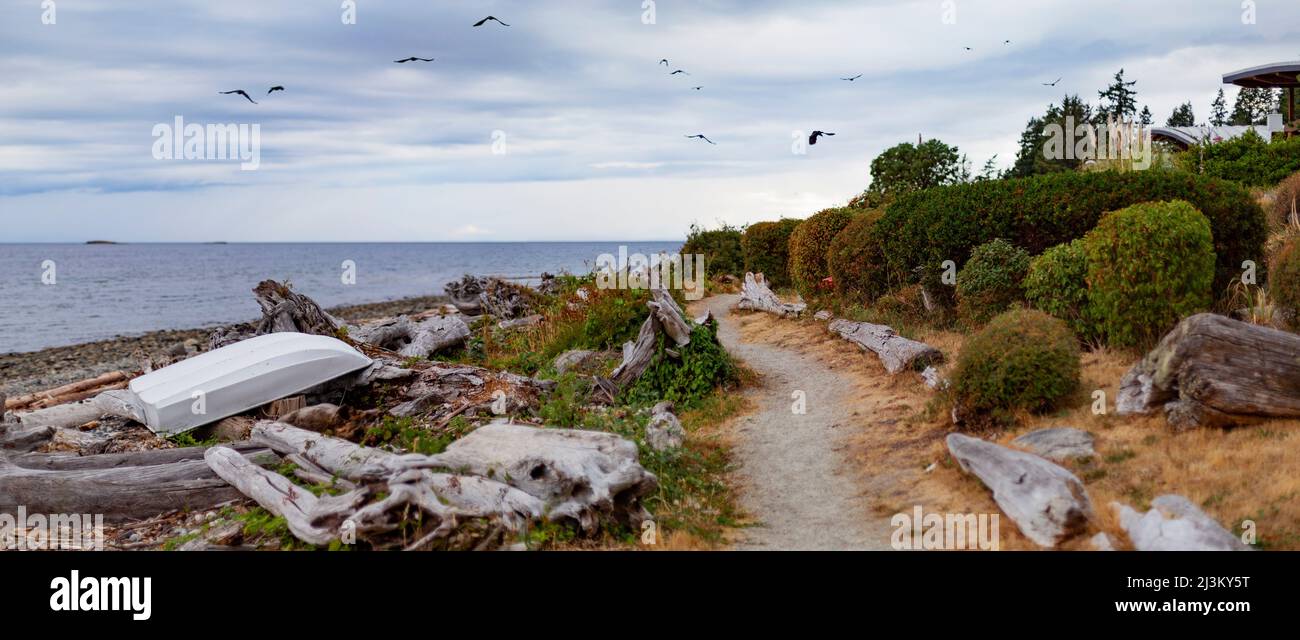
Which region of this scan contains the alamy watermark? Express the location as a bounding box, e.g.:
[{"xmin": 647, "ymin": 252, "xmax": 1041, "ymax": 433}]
[
  {"xmin": 595, "ymin": 246, "xmax": 706, "ymax": 300},
  {"xmin": 891, "ymin": 506, "xmax": 1000, "ymax": 550},
  {"xmin": 1041, "ymin": 115, "xmax": 1153, "ymax": 170},
  {"xmin": 1, "ymin": 506, "xmax": 105, "ymax": 551},
  {"xmin": 152, "ymin": 116, "xmax": 261, "ymax": 170}
]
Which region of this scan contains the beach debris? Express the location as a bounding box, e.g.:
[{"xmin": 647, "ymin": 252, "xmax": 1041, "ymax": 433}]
[
  {"xmin": 1114, "ymin": 495, "xmax": 1250, "ymax": 551},
  {"xmin": 602, "ymin": 288, "xmax": 700, "ymax": 392},
  {"xmin": 349, "ymin": 314, "xmax": 471, "ymax": 358},
  {"xmin": 553, "ymin": 349, "xmax": 598, "ymax": 374},
  {"xmin": 737, "ymin": 272, "xmax": 807, "ymax": 318},
  {"xmin": 210, "ymin": 280, "xmax": 347, "ymax": 349},
  {"xmin": 498, "ymin": 314, "xmax": 543, "ymax": 331},
  {"xmin": 645, "ymin": 401, "xmax": 685, "ymax": 451},
  {"xmin": 445, "ymin": 275, "xmax": 537, "ymax": 319},
  {"xmin": 235, "ymin": 420, "xmax": 655, "ymax": 547},
  {"xmin": 1117, "ymin": 313, "xmax": 1300, "ymax": 429},
  {"xmin": 814, "ymin": 310, "xmax": 833, "ymax": 321},
  {"xmin": 123, "ymin": 332, "xmax": 372, "ymax": 435},
  {"xmin": 828, "ymin": 319, "xmax": 943, "ymax": 375},
  {"xmin": 946, "ymin": 433, "xmax": 1092, "ymax": 548},
  {"xmin": 3, "ymin": 370, "xmax": 131, "ymax": 412},
  {"xmin": 279, "ymin": 403, "xmax": 349, "ymax": 433},
  {"xmin": 0, "ymin": 444, "xmax": 277, "ymax": 523},
  {"xmin": 389, "ymin": 362, "xmax": 554, "ymax": 419},
  {"xmin": 0, "ymin": 423, "xmax": 55, "ymax": 453},
  {"xmin": 920, "ymin": 365, "xmax": 948, "ymax": 390},
  {"xmin": 1011, "ymin": 427, "xmax": 1096, "ymax": 462}
]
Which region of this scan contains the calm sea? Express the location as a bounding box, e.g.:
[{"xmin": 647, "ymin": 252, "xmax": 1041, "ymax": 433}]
[{"xmin": 0, "ymin": 242, "xmax": 682, "ymax": 354}]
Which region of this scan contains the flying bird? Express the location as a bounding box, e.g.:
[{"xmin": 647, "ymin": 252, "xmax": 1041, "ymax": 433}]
[
  {"xmin": 394, "ymin": 57, "xmax": 435, "ymax": 63},
  {"xmin": 219, "ymin": 89, "xmax": 257, "ymax": 104},
  {"xmin": 1004, "ymin": 39, "xmax": 1012, "ymax": 44},
  {"xmin": 473, "ymin": 16, "xmax": 510, "ymax": 27},
  {"xmin": 1042, "ymin": 77, "xmax": 1061, "ymax": 86},
  {"xmin": 841, "ymin": 74, "xmax": 862, "ymax": 81},
  {"xmin": 685, "ymin": 134, "xmax": 716, "ymax": 145},
  {"xmin": 267, "ymin": 86, "xmax": 285, "ymax": 94},
  {"xmin": 690, "ymin": 86, "xmax": 703, "ymax": 90},
  {"xmin": 809, "ymin": 131, "xmax": 836, "ymax": 145},
  {"xmin": 659, "ymin": 59, "xmax": 669, "ymax": 67},
  {"xmin": 670, "ymin": 69, "xmax": 690, "ymax": 75},
  {"xmin": 964, "ymin": 46, "xmax": 973, "ymax": 51}
]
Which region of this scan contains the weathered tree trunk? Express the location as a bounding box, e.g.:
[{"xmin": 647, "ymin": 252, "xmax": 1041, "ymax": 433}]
[
  {"xmin": 252, "ymin": 280, "xmax": 344, "ymax": 336},
  {"xmin": 0, "ymin": 449, "xmax": 275, "ymax": 523},
  {"xmin": 736, "ymin": 272, "xmax": 807, "ymax": 318},
  {"xmin": 827, "ymin": 319, "xmax": 943, "ymax": 374},
  {"xmin": 1116, "ymin": 313, "xmax": 1300, "ymax": 429},
  {"xmin": 609, "ymin": 311, "xmax": 662, "ymax": 387},
  {"xmin": 350, "ymin": 315, "xmax": 470, "ymax": 358},
  {"xmin": 1114, "ymin": 495, "xmax": 1250, "ymax": 551},
  {"xmin": 10, "ymin": 441, "xmax": 266, "ymax": 471},
  {"xmin": 389, "ymin": 362, "xmax": 554, "ymax": 418},
  {"xmin": 946, "ymin": 433, "xmax": 1092, "ymax": 547},
  {"xmin": 650, "ymin": 288, "xmax": 693, "ymax": 346}
]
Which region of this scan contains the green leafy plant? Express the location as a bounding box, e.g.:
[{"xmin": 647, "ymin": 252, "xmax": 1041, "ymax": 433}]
[
  {"xmin": 1178, "ymin": 130, "xmax": 1300, "ymax": 188},
  {"xmin": 951, "ymin": 308, "xmax": 1081, "ymax": 429},
  {"xmin": 955, "ymin": 238, "xmax": 1031, "ymax": 326},
  {"xmin": 624, "ymin": 323, "xmax": 737, "ymax": 409},
  {"xmin": 682, "ymin": 222, "xmax": 744, "ymax": 279},
  {"xmin": 1083, "ymin": 200, "xmax": 1215, "ymax": 349},
  {"xmin": 827, "ymin": 209, "xmax": 891, "ymax": 304},
  {"xmin": 1023, "ymin": 239, "xmax": 1094, "ymax": 341}
]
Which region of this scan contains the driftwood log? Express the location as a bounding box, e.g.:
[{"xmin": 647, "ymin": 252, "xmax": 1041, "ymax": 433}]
[
  {"xmin": 736, "ymin": 272, "xmax": 806, "ymax": 318},
  {"xmin": 827, "ymin": 319, "xmax": 943, "ymax": 374},
  {"xmin": 389, "ymin": 362, "xmax": 554, "ymax": 418},
  {"xmin": 1117, "ymin": 313, "xmax": 1300, "ymax": 429},
  {"xmin": 1114, "ymin": 495, "xmax": 1250, "ymax": 551},
  {"xmin": 349, "ymin": 315, "xmax": 470, "ymax": 358},
  {"xmin": 4, "ymin": 371, "xmax": 131, "ymax": 412},
  {"xmin": 445, "ymin": 275, "xmax": 535, "ymax": 319},
  {"xmin": 0, "ymin": 447, "xmax": 276, "ymax": 523},
  {"xmin": 606, "ymin": 288, "xmax": 700, "ymax": 390},
  {"xmin": 946, "ymin": 433, "xmax": 1092, "ymax": 547}
]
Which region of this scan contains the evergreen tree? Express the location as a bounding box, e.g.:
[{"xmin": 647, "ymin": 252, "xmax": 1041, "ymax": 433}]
[
  {"xmin": 1010, "ymin": 94, "xmax": 1094, "ymax": 176},
  {"xmin": 1210, "ymin": 88, "xmax": 1228, "ymax": 126},
  {"xmin": 1097, "ymin": 68, "xmax": 1138, "ymax": 122},
  {"xmin": 1230, "ymin": 87, "xmax": 1278, "ymax": 125},
  {"xmin": 1139, "ymin": 105, "xmax": 1153, "ymax": 126},
  {"xmin": 1166, "ymin": 102, "xmax": 1195, "ymax": 127}
]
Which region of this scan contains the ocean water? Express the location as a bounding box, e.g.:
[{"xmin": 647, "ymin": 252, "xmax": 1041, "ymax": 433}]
[{"xmin": 0, "ymin": 242, "xmax": 681, "ymax": 354}]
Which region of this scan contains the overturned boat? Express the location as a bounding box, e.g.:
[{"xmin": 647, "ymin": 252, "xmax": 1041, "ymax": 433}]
[{"xmin": 121, "ymin": 332, "xmax": 371, "ymax": 435}]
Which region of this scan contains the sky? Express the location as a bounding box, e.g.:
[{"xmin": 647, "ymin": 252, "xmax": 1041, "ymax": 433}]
[{"xmin": 1, "ymin": 0, "xmax": 1297, "ymax": 242}]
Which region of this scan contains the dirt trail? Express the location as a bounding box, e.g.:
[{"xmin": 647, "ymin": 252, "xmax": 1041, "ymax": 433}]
[{"xmin": 697, "ymin": 294, "xmax": 896, "ymax": 550}]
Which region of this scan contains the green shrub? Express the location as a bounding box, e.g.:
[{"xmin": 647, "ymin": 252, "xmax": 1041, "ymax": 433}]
[
  {"xmin": 1083, "ymin": 200, "xmax": 1215, "ymax": 349},
  {"xmin": 1023, "ymin": 239, "xmax": 1094, "ymax": 341},
  {"xmin": 741, "ymin": 218, "xmax": 802, "ymax": 288},
  {"xmin": 682, "ymin": 223, "xmax": 744, "ymax": 279},
  {"xmin": 1178, "ymin": 130, "xmax": 1300, "ymax": 188},
  {"xmin": 955, "ymin": 239, "xmax": 1031, "ymax": 326},
  {"xmin": 951, "ymin": 308, "xmax": 1081, "ymax": 429},
  {"xmin": 624, "ymin": 322, "xmax": 736, "ymax": 408},
  {"xmin": 875, "ymin": 170, "xmax": 1266, "ymax": 297},
  {"xmin": 827, "ymin": 210, "xmax": 890, "ymax": 303},
  {"xmin": 1268, "ymin": 234, "xmax": 1300, "ymax": 322},
  {"xmin": 788, "ymin": 207, "xmax": 855, "ymax": 298}
]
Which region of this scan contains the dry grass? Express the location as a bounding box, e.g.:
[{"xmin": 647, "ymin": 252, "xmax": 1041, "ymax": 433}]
[{"xmin": 732, "ymin": 311, "xmax": 1300, "ymax": 550}]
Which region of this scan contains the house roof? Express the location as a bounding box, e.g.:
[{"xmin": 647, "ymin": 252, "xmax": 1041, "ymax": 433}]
[{"xmin": 1223, "ymin": 61, "xmax": 1300, "ymax": 88}]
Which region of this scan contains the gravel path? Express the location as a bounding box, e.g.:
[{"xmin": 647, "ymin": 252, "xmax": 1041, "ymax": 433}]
[{"xmin": 702, "ymin": 294, "xmax": 893, "ymax": 550}]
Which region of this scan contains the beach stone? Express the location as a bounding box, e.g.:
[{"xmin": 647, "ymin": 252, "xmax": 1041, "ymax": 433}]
[
  {"xmin": 1114, "ymin": 495, "xmax": 1250, "ymax": 551},
  {"xmin": 814, "ymin": 310, "xmax": 833, "ymax": 321},
  {"xmin": 553, "ymin": 350, "xmax": 597, "ymax": 374},
  {"xmin": 1011, "ymin": 427, "xmax": 1095, "ymax": 461},
  {"xmin": 646, "ymin": 401, "xmax": 685, "ymax": 452}
]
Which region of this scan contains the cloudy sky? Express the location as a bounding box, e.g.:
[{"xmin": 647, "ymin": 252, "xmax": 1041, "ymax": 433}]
[{"xmin": 1, "ymin": 0, "xmax": 1296, "ymax": 242}]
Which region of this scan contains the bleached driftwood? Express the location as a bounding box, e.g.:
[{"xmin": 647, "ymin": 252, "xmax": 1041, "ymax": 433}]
[
  {"xmin": 205, "ymin": 446, "xmax": 367, "ymax": 546},
  {"xmin": 350, "ymin": 315, "xmax": 471, "ymax": 358},
  {"xmin": 253, "ymin": 421, "xmax": 431, "ymax": 482},
  {"xmin": 10, "ymin": 442, "xmax": 266, "ymax": 471},
  {"xmin": 431, "ymin": 421, "xmax": 659, "ymax": 531},
  {"xmin": 946, "ymin": 433, "xmax": 1092, "ymax": 547},
  {"xmin": 1114, "ymin": 495, "xmax": 1250, "ymax": 551},
  {"xmin": 389, "ymin": 362, "xmax": 554, "ymax": 418},
  {"xmin": 4, "ymin": 371, "xmax": 131, "ymax": 411},
  {"xmin": 645, "ymin": 401, "xmax": 684, "ymax": 452},
  {"xmin": 606, "ymin": 288, "xmax": 699, "ymax": 389},
  {"xmin": 609, "ymin": 309, "xmax": 662, "ymax": 387},
  {"xmin": 650, "ymin": 288, "xmax": 693, "ymax": 346},
  {"xmin": 445, "ymin": 275, "xmax": 535, "ymax": 319},
  {"xmin": 210, "ymin": 280, "xmax": 346, "ymax": 349},
  {"xmin": 0, "ymin": 448, "xmax": 275, "ymax": 522},
  {"xmin": 1117, "ymin": 313, "xmax": 1300, "ymax": 429},
  {"xmin": 737, "ymin": 272, "xmax": 806, "ymax": 318},
  {"xmin": 348, "ymin": 470, "xmax": 542, "ymax": 550},
  {"xmin": 827, "ymin": 318, "xmax": 943, "ymax": 374}
]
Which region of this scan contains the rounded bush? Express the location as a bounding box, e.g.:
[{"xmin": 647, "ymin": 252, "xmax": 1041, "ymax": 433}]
[
  {"xmin": 1023, "ymin": 239, "xmax": 1093, "ymax": 341},
  {"xmin": 952, "ymin": 308, "xmax": 1081, "ymax": 429},
  {"xmin": 741, "ymin": 218, "xmax": 802, "ymax": 288},
  {"xmin": 788, "ymin": 207, "xmax": 855, "ymax": 298},
  {"xmin": 827, "ymin": 209, "xmax": 890, "ymax": 303},
  {"xmin": 1268, "ymin": 234, "xmax": 1300, "ymax": 321},
  {"xmin": 1083, "ymin": 200, "xmax": 1215, "ymax": 349},
  {"xmin": 874, "ymin": 171, "xmax": 1266, "ymax": 298},
  {"xmin": 681, "ymin": 223, "xmax": 743, "ymax": 279},
  {"xmin": 955, "ymin": 239, "xmax": 1031, "ymax": 326}
]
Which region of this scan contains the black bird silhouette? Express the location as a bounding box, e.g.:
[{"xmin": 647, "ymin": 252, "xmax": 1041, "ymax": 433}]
[
  {"xmin": 841, "ymin": 74, "xmax": 862, "ymax": 81},
  {"xmin": 690, "ymin": 86, "xmax": 703, "ymax": 90},
  {"xmin": 1042, "ymin": 77, "xmax": 1061, "ymax": 86},
  {"xmin": 473, "ymin": 16, "xmax": 510, "ymax": 27},
  {"xmin": 685, "ymin": 134, "xmax": 716, "ymax": 145},
  {"xmin": 659, "ymin": 59, "xmax": 669, "ymax": 67},
  {"xmin": 394, "ymin": 57, "xmax": 435, "ymax": 63},
  {"xmin": 670, "ymin": 69, "xmax": 690, "ymax": 75},
  {"xmin": 1004, "ymin": 39, "xmax": 1012, "ymax": 44},
  {"xmin": 219, "ymin": 89, "xmax": 257, "ymax": 104},
  {"xmin": 964, "ymin": 46, "xmax": 973, "ymax": 51},
  {"xmin": 809, "ymin": 131, "xmax": 836, "ymax": 145},
  {"xmin": 267, "ymin": 86, "xmax": 285, "ymax": 94}
]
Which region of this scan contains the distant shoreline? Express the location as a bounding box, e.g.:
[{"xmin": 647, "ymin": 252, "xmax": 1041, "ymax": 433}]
[{"xmin": 0, "ymin": 294, "xmax": 448, "ymax": 397}]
